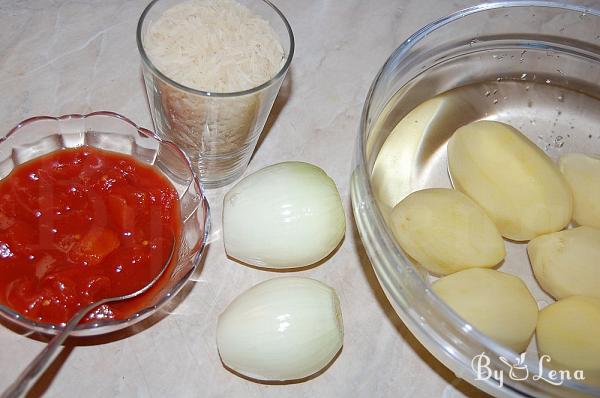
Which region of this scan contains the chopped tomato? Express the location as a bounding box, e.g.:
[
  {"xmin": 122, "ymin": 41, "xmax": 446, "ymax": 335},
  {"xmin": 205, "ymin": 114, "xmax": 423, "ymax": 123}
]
[
  {"xmin": 0, "ymin": 146, "xmax": 181, "ymax": 325},
  {"xmin": 68, "ymin": 227, "xmax": 120, "ymax": 266}
]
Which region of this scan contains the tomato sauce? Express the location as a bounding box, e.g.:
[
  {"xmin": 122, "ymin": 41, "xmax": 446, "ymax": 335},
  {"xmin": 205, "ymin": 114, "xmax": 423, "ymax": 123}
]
[{"xmin": 0, "ymin": 146, "xmax": 181, "ymax": 325}]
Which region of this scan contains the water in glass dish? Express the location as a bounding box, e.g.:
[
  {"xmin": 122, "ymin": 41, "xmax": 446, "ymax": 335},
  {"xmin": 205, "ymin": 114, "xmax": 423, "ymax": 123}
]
[{"xmin": 370, "ymin": 78, "xmax": 600, "ymax": 310}]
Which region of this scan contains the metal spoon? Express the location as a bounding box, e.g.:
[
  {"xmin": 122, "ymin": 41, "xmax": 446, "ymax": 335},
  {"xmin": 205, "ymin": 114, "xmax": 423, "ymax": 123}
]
[{"xmin": 1, "ymin": 236, "xmax": 176, "ymax": 398}]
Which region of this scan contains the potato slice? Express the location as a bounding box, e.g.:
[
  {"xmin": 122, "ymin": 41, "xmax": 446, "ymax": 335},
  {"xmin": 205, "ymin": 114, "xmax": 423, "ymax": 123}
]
[
  {"xmin": 537, "ymin": 296, "xmax": 600, "ymax": 386},
  {"xmin": 389, "ymin": 188, "xmax": 505, "ymax": 275},
  {"xmin": 432, "ymin": 268, "xmax": 538, "ymax": 352},
  {"xmin": 448, "ymin": 120, "xmax": 572, "ymax": 241},
  {"xmin": 528, "ymin": 226, "xmax": 600, "ymax": 300},
  {"xmin": 559, "ymin": 153, "xmax": 600, "ymax": 228}
]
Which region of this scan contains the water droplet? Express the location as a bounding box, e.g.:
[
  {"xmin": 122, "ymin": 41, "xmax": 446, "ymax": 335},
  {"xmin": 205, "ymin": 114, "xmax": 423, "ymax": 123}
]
[
  {"xmin": 525, "ymin": 85, "xmax": 530, "ymax": 91},
  {"xmin": 546, "ymin": 79, "xmax": 551, "ymax": 84},
  {"xmin": 557, "ymin": 93, "xmax": 564, "ymax": 102},
  {"xmin": 484, "ymin": 90, "xmax": 491, "ymax": 96},
  {"xmin": 496, "ymin": 77, "xmax": 502, "ymax": 82},
  {"xmin": 520, "ymin": 73, "xmax": 528, "ymax": 80},
  {"xmin": 493, "ymin": 99, "xmax": 498, "ymax": 104},
  {"xmin": 519, "ymin": 49, "xmax": 527, "ymax": 63}
]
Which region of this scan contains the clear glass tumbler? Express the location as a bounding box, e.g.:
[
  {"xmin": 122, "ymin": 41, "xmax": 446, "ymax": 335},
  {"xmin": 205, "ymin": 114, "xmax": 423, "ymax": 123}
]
[{"xmin": 137, "ymin": 0, "xmax": 294, "ymax": 188}]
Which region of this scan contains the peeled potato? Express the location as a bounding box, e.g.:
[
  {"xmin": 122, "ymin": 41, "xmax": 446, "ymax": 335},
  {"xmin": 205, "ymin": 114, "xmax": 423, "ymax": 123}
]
[
  {"xmin": 389, "ymin": 188, "xmax": 505, "ymax": 275},
  {"xmin": 448, "ymin": 120, "xmax": 572, "ymax": 241},
  {"xmin": 432, "ymin": 268, "xmax": 538, "ymax": 352},
  {"xmin": 370, "ymin": 94, "xmax": 477, "ymax": 216},
  {"xmin": 528, "ymin": 226, "xmax": 600, "ymax": 300},
  {"xmin": 537, "ymin": 296, "xmax": 600, "ymax": 386},
  {"xmin": 559, "ymin": 153, "xmax": 600, "ymax": 228}
]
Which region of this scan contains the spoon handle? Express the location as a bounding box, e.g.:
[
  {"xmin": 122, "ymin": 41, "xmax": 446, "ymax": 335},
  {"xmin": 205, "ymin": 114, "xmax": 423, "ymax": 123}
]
[{"xmin": 0, "ymin": 300, "xmax": 107, "ymax": 398}]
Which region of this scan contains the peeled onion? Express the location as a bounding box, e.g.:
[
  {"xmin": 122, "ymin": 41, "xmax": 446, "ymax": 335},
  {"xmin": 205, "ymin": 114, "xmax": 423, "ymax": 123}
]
[
  {"xmin": 223, "ymin": 161, "xmax": 345, "ymax": 269},
  {"xmin": 216, "ymin": 277, "xmax": 343, "ymax": 381}
]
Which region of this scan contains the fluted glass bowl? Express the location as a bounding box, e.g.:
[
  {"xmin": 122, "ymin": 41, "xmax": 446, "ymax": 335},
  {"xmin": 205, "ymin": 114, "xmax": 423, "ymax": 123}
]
[
  {"xmin": 352, "ymin": 2, "xmax": 600, "ymax": 397},
  {"xmin": 0, "ymin": 111, "xmax": 210, "ymax": 337}
]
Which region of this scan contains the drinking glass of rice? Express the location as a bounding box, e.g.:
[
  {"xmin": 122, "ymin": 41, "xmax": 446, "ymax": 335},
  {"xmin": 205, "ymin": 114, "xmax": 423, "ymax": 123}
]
[{"xmin": 137, "ymin": 0, "xmax": 294, "ymax": 188}]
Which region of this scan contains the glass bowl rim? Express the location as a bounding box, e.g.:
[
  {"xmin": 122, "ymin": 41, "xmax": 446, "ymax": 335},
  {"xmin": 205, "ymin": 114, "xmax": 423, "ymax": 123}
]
[
  {"xmin": 355, "ymin": 1, "xmax": 600, "ymax": 395},
  {"xmin": 136, "ymin": 0, "xmax": 295, "ymax": 98},
  {"xmin": 0, "ymin": 111, "xmax": 211, "ymax": 335}
]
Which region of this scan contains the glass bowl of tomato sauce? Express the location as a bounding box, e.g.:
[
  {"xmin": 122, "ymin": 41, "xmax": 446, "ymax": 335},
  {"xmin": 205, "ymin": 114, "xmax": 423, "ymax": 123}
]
[{"xmin": 0, "ymin": 111, "xmax": 210, "ymax": 336}]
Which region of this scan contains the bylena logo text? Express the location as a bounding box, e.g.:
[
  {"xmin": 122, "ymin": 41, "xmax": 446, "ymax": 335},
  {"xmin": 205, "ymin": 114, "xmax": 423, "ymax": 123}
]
[{"xmin": 471, "ymin": 352, "xmax": 585, "ymax": 388}]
